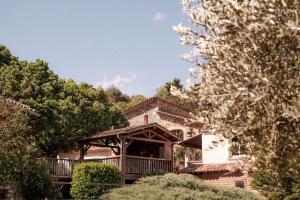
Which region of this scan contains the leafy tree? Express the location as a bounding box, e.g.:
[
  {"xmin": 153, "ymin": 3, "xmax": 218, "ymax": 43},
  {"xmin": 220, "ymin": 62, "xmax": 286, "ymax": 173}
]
[
  {"xmin": 0, "ymin": 99, "xmax": 55, "ymax": 199},
  {"xmin": 174, "ymin": 0, "xmax": 300, "ymax": 199},
  {"xmin": 0, "ymin": 99, "xmax": 35, "ymax": 182},
  {"xmin": 105, "ymin": 86, "xmax": 130, "ymax": 103},
  {"xmin": 156, "ymin": 78, "xmax": 197, "ymax": 110},
  {"xmin": 113, "ymin": 95, "xmax": 147, "ymax": 111},
  {"xmin": 0, "ymin": 44, "xmax": 128, "ymax": 156}
]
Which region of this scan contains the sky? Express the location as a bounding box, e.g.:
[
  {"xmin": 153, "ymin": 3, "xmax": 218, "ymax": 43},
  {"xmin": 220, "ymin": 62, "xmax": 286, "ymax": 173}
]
[{"xmin": 0, "ymin": 0, "xmax": 193, "ymax": 97}]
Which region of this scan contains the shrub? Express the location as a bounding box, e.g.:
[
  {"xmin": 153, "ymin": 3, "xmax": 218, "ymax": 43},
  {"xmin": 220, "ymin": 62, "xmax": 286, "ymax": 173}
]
[
  {"xmin": 101, "ymin": 173, "xmax": 263, "ymax": 200},
  {"xmin": 251, "ymin": 171, "xmax": 300, "ymax": 200},
  {"xmin": 71, "ymin": 162, "xmax": 122, "ymax": 199},
  {"xmin": 17, "ymin": 161, "xmax": 55, "ymax": 200}
]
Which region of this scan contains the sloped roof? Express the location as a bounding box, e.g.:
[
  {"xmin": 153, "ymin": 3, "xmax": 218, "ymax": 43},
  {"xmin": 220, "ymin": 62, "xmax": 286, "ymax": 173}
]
[
  {"xmin": 0, "ymin": 97, "xmax": 39, "ymax": 116},
  {"xmin": 179, "ymin": 134, "xmax": 202, "ymax": 149},
  {"xmin": 123, "ymin": 97, "xmax": 192, "ymax": 116},
  {"xmin": 79, "ymin": 123, "xmax": 181, "ymax": 142},
  {"xmin": 180, "ymin": 162, "xmax": 240, "ymax": 173}
]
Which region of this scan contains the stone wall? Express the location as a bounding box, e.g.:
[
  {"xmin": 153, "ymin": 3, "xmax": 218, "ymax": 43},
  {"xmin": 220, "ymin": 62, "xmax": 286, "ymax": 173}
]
[
  {"xmin": 128, "ymin": 106, "xmax": 200, "ymax": 140},
  {"xmin": 0, "ymin": 185, "xmax": 18, "ymax": 200},
  {"xmin": 196, "ymin": 171, "xmax": 250, "ymax": 189}
]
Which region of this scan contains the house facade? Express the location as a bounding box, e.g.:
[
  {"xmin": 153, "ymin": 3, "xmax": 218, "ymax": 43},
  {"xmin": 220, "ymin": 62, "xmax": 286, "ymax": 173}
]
[
  {"xmin": 57, "ymin": 97, "xmax": 248, "ymax": 188},
  {"xmin": 180, "ymin": 131, "xmax": 249, "ymax": 189},
  {"xmin": 124, "ymin": 97, "xmax": 249, "ymax": 189},
  {"xmin": 58, "ymin": 97, "xmax": 203, "ymax": 162}
]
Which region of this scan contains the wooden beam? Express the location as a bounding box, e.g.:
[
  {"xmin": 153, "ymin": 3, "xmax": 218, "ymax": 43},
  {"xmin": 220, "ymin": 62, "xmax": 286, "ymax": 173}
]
[
  {"xmin": 122, "ymin": 136, "xmax": 168, "ymax": 144},
  {"xmin": 149, "ymin": 130, "xmax": 169, "ymax": 141},
  {"xmin": 127, "ymin": 130, "xmax": 149, "ymax": 138},
  {"xmin": 88, "ymin": 143, "xmax": 119, "ymax": 148},
  {"xmin": 125, "ymin": 140, "xmax": 133, "ymax": 150},
  {"xmin": 111, "ymin": 147, "xmax": 119, "ymax": 155}
]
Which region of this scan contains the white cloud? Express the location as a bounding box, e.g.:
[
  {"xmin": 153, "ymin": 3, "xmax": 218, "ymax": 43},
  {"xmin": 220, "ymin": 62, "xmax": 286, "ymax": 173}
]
[
  {"xmin": 95, "ymin": 73, "xmax": 137, "ymax": 89},
  {"xmin": 152, "ymin": 12, "xmax": 167, "ymax": 22}
]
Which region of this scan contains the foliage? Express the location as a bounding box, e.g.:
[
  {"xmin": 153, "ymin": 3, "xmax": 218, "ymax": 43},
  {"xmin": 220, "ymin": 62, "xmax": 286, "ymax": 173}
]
[
  {"xmin": 156, "ymin": 78, "xmax": 197, "ymax": 110},
  {"xmin": 101, "ymin": 173, "xmax": 263, "ymax": 200},
  {"xmin": 70, "ymin": 162, "xmax": 122, "ymax": 199},
  {"xmin": 17, "ymin": 161, "xmax": 55, "ymax": 200},
  {"xmin": 0, "ymin": 99, "xmax": 55, "ymax": 199},
  {"xmin": 0, "ymin": 44, "xmax": 128, "ymax": 156},
  {"xmin": 174, "ymin": 0, "xmax": 300, "ymax": 199},
  {"xmin": 174, "ymin": 146, "xmax": 185, "ymax": 166},
  {"xmin": 251, "ymin": 171, "xmax": 300, "ymax": 200},
  {"xmin": 113, "ymin": 94, "xmax": 147, "ymax": 111},
  {"xmin": 105, "ymin": 86, "xmax": 130, "ymax": 103},
  {"xmin": 0, "ymin": 99, "xmax": 36, "ymax": 182}
]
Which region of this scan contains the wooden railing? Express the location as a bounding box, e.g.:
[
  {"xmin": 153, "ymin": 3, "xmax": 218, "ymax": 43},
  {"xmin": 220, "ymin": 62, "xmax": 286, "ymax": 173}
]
[
  {"xmin": 38, "ymin": 158, "xmax": 80, "ymax": 177},
  {"xmin": 123, "ymin": 155, "xmax": 173, "ymax": 175},
  {"xmin": 39, "ymin": 155, "xmax": 173, "ymax": 178},
  {"xmin": 85, "ymin": 156, "xmax": 120, "ymax": 169}
]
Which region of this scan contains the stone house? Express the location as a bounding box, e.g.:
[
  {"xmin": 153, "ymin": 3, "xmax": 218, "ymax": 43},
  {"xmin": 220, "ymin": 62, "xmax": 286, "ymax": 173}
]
[
  {"xmin": 124, "ymin": 97, "xmax": 249, "ymax": 189},
  {"xmin": 58, "ymin": 97, "xmax": 249, "ymax": 189},
  {"xmin": 58, "ymin": 97, "xmax": 203, "ymax": 164}
]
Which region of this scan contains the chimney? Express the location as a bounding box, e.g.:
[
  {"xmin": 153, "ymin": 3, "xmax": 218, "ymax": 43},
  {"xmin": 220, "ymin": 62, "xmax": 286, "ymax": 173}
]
[{"xmin": 144, "ymin": 115, "xmax": 149, "ymax": 124}]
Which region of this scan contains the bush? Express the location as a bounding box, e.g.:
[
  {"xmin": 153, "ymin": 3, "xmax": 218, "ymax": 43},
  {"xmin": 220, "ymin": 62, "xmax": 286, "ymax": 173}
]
[
  {"xmin": 71, "ymin": 162, "xmax": 122, "ymax": 199},
  {"xmin": 17, "ymin": 161, "xmax": 55, "ymax": 200},
  {"xmin": 101, "ymin": 173, "xmax": 263, "ymax": 200},
  {"xmin": 251, "ymin": 171, "xmax": 300, "ymax": 200}
]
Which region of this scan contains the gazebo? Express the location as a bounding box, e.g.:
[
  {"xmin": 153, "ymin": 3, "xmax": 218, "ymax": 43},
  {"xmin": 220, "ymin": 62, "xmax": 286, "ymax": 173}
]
[{"xmin": 45, "ymin": 123, "xmax": 180, "ymax": 182}]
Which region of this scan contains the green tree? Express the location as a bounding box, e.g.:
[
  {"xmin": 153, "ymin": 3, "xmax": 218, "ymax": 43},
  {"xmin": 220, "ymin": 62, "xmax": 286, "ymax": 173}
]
[
  {"xmin": 113, "ymin": 95, "xmax": 147, "ymax": 111},
  {"xmin": 0, "ymin": 44, "xmax": 128, "ymax": 156},
  {"xmin": 174, "ymin": 0, "xmax": 300, "ymax": 199},
  {"xmin": 105, "ymin": 86, "xmax": 130, "ymax": 103},
  {"xmin": 0, "ymin": 99, "xmax": 35, "ymax": 182},
  {"xmin": 0, "ymin": 99, "xmax": 54, "ymax": 199},
  {"xmin": 156, "ymin": 78, "xmax": 196, "ymax": 110}
]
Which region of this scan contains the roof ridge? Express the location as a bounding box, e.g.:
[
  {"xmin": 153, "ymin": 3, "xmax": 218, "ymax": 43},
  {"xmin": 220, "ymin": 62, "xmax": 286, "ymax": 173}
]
[
  {"xmin": 0, "ymin": 97, "xmax": 39, "ymax": 115},
  {"xmin": 123, "ymin": 96, "xmax": 191, "ymax": 115}
]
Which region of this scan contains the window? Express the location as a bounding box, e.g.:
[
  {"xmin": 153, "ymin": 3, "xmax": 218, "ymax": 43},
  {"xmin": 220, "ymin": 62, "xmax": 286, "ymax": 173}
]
[
  {"xmin": 235, "ymin": 180, "xmax": 245, "ymax": 189},
  {"xmin": 230, "ymin": 136, "xmax": 246, "ymax": 156}
]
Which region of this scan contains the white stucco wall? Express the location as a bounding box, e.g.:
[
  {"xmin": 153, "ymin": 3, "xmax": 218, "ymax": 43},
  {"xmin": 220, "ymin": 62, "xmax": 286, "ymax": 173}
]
[{"xmin": 202, "ymin": 133, "xmax": 231, "ymax": 164}]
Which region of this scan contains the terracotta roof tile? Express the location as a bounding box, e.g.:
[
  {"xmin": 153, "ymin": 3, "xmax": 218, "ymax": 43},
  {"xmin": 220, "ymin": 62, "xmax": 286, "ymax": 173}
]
[
  {"xmin": 180, "ymin": 162, "xmax": 240, "ymax": 173},
  {"xmin": 123, "ymin": 97, "xmax": 192, "ymax": 116},
  {"xmin": 0, "ymin": 97, "xmax": 39, "ymax": 116}
]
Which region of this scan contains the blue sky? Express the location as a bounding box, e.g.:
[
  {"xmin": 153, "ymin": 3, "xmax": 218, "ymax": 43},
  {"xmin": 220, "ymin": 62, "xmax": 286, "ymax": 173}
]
[{"xmin": 0, "ymin": 0, "xmax": 192, "ymax": 97}]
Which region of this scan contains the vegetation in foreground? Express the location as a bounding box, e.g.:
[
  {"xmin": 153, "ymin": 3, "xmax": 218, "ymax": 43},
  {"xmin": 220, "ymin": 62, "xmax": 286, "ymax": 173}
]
[
  {"xmin": 0, "ymin": 99, "xmax": 55, "ymax": 199},
  {"xmin": 174, "ymin": 0, "xmax": 300, "ymax": 199},
  {"xmin": 101, "ymin": 173, "xmax": 263, "ymax": 200},
  {"xmin": 71, "ymin": 162, "xmax": 122, "ymax": 200}
]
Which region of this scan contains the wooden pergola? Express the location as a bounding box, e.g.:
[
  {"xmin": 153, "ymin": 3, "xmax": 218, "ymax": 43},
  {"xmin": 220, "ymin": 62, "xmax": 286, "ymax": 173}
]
[
  {"xmin": 43, "ymin": 123, "xmax": 180, "ymax": 182},
  {"xmin": 77, "ymin": 123, "xmax": 180, "ymax": 181}
]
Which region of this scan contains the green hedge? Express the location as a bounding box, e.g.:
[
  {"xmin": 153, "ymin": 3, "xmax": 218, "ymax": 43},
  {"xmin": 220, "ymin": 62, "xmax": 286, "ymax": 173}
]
[
  {"xmin": 101, "ymin": 173, "xmax": 264, "ymax": 200},
  {"xmin": 70, "ymin": 162, "xmax": 122, "ymax": 199}
]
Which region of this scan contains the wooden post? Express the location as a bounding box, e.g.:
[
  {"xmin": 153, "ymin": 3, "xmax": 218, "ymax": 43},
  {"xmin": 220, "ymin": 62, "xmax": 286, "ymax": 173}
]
[{"xmin": 119, "ymin": 138, "xmax": 125, "ymax": 184}]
